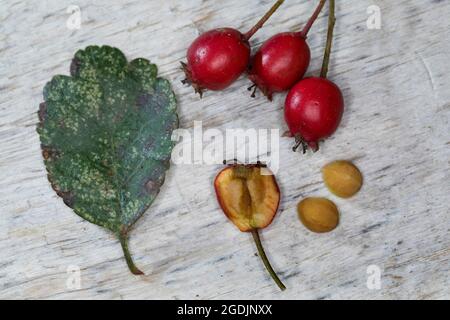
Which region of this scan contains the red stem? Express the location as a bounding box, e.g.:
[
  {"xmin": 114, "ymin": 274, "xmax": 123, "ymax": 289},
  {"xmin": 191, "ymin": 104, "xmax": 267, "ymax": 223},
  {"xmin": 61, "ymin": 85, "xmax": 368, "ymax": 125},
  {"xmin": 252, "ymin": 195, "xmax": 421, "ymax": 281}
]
[
  {"xmin": 243, "ymin": 0, "xmax": 285, "ymax": 40},
  {"xmin": 299, "ymin": 0, "xmax": 327, "ymax": 38}
]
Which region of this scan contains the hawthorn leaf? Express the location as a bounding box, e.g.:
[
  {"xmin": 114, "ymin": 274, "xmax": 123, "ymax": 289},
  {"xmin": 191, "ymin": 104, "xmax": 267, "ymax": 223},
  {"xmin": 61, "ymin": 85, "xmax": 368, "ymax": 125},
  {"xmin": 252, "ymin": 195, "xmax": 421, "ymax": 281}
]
[{"xmin": 37, "ymin": 45, "xmax": 178, "ymax": 275}]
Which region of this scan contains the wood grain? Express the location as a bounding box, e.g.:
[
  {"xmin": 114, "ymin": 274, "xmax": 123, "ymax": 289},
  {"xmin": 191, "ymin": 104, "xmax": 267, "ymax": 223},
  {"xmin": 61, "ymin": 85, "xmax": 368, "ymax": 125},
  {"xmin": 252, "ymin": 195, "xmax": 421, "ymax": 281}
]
[{"xmin": 0, "ymin": 0, "xmax": 449, "ymax": 299}]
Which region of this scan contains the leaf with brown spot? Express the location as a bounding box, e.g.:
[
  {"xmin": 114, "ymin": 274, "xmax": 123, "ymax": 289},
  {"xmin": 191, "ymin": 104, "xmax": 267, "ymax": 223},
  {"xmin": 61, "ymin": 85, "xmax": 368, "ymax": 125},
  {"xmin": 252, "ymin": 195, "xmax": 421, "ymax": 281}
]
[{"xmin": 37, "ymin": 45, "xmax": 178, "ymax": 275}]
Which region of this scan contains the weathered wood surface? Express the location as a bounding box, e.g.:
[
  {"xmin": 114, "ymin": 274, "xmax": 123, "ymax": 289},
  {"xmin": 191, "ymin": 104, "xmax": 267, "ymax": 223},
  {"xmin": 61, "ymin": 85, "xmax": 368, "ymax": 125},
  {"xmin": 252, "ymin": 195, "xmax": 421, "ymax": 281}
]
[{"xmin": 0, "ymin": 0, "xmax": 449, "ymax": 300}]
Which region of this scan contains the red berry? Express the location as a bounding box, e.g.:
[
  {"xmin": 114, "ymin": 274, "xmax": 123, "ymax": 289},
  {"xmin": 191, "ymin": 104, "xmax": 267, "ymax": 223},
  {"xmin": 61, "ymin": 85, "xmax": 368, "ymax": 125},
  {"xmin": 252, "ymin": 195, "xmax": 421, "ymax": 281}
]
[
  {"xmin": 181, "ymin": 0, "xmax": 285, "ymax": 97},
  {"xmin": 284, "ymin": 77, "xmax": 344, "ymax": 152},
  {"xmin": 182, "ymin": 28, "xmax": 250, "ymax": 92},
  {"xmin": 247, "ymin": 0, "xmax": 326, "ymax": 100},
  {"xmin": 248, "ymin": 32, "xmax": 310, "ymax": 100}
]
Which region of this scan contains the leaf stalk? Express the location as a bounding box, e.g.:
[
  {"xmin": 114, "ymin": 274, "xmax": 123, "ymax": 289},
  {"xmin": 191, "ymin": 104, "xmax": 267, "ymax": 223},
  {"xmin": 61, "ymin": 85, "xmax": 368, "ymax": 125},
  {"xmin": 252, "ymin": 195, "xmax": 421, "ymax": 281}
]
[{"xmin": 119, "ymin": 232, "xmax": 144, "ymax": 275}]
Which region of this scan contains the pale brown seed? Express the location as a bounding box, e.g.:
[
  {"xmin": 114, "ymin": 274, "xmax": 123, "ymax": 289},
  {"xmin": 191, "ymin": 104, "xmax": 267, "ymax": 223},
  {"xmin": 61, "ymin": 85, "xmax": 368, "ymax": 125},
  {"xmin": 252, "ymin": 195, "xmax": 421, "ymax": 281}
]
[
  {"xmin": 297, "ymin": 197, "xmax": 339, "ymax": 233},
  {"xmin": 322, "ymin": 160, "xmax": 363, "ymax": 198}
]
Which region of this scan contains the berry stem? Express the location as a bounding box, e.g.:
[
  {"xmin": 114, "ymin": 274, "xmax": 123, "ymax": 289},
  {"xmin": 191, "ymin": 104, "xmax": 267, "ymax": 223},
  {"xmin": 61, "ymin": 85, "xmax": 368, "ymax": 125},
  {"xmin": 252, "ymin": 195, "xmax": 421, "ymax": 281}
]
[
  {"xmin": 300, "ymin": 0, "xmax": 327, "ymax": 38},
  {"xmin": 251, "ymin": 229, "xmax": 286, "ymax": 291},
  {"xmin": 320, "ymin": 0, "xmax": 336, "ymax": 78},
  {"xmin": 119, "ymin": 231, "xmax": 144, "ymax": 275},
  {"xmin": 244, "ymin": 0, "xmax": 285, "ymax": 41}
]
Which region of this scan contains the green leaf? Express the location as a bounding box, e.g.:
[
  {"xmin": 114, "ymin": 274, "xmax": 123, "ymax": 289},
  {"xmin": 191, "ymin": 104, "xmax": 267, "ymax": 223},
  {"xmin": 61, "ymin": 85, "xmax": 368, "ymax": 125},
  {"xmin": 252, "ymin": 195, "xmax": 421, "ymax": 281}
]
[{"xmin": 37, "ymin": 45, "xmax": 178, "ymax": 275}]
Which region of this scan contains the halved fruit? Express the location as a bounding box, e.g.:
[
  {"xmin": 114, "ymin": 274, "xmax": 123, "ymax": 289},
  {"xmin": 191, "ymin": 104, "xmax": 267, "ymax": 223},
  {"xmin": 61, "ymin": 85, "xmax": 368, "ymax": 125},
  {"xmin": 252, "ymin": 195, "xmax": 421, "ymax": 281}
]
[
  {"xmin": 214, "ymin": 164, "xmax": 280, "ymax": 232},
  {"xmin": 214, "ymin": 163, "xmax": 285, "ymax": 290}
]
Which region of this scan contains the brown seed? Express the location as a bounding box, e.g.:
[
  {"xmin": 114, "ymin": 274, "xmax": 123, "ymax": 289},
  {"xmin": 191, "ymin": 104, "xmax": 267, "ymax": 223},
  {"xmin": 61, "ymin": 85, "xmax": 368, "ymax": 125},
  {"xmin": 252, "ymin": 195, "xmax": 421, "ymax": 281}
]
[
  {"xmin": 322, "ymin": 160, "xmax": 363, "ymax": 198},
  {"xmin": 297, "ymin": 197, "xmax": 339, "ymax": 233}
]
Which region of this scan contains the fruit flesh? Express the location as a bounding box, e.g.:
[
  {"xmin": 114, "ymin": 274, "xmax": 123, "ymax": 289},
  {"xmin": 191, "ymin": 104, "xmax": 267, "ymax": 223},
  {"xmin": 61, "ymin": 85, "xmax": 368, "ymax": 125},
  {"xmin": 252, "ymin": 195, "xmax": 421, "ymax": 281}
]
[
  {"xmin": 185, "ymin": 28, "xmax": 250, "ymax": 91},
  {"xmin": 214, "ymin": 165, "xmax": 280, "ymax": 232},
  {"xmin": 284, "ymin": 77, "xmax": 344, "ymax": 149},
  {"xmin": 248, "ymin": 32, "xmax": 311, "ymax": 99}
]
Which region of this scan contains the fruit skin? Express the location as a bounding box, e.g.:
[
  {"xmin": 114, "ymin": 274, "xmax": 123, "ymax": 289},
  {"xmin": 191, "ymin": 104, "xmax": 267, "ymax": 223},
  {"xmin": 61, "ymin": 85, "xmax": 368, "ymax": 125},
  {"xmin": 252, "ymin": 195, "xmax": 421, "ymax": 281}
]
[
  {"xmin": 182, "ymin": 28, "xmax": 251, "ymax": 95},
  {"xmin": 248, "ymin": 32, "xmax": 311, "ymax": 100},
  {"xmin": 297, "ymin": 197, "xmax": 339, "ymax": 233},
  {"xmin": 322, "ymin": 160, "xmax": 363, "ymax": 198},
  {"xmin": 284, "ymin": 77, "xmax": 344, "ymax": 152},
  {"xmin": 214, "ymin": 164, "xmax": 280, "ymax": 232}
]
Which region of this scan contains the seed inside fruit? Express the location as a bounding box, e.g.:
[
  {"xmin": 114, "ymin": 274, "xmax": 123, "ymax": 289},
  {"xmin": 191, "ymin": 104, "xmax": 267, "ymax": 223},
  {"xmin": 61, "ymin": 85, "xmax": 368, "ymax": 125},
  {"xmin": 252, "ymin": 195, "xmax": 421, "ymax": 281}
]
[
  {"xmin": 214, "ymin": 165, "xmax": 280, "ymax": 232},
  {"xmin": 322, "ymin": 160, "xmax": 362, "ymax": 198},
  {"xmin": 297, "ymin": 197, "xmax": 339, "ymax": 233}
]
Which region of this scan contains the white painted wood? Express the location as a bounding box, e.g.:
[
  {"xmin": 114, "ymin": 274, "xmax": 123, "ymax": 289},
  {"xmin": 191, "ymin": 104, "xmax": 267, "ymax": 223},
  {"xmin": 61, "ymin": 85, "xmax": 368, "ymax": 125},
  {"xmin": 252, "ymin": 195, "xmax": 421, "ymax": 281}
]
[{"xmin": 0, "ymin": 0, "xmax": 449, "ymax": 299}]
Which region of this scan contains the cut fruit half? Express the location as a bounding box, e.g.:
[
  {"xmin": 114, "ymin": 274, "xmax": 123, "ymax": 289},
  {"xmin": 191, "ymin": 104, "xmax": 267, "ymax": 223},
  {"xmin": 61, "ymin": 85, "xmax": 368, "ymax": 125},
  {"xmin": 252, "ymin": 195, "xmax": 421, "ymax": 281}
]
[{"xmin": 214, "ymin": 163, "xmax": 285, "ymax": 290}]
